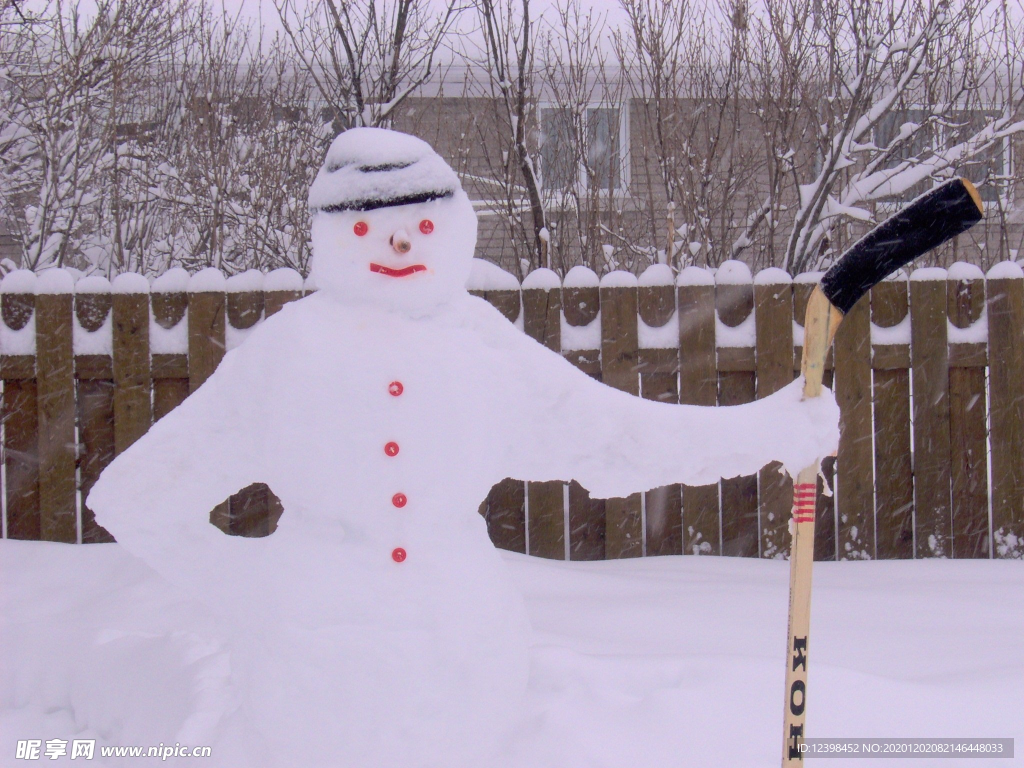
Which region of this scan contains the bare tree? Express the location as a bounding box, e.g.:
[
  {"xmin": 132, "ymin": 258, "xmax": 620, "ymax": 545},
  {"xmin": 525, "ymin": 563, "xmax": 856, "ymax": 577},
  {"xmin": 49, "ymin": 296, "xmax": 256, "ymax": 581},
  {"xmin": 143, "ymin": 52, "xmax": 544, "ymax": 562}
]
[
  {"xmin": 145, "ymin": 5, "xmax": 324, "ymax": 274},
  {"xmin": 537, "ymin": 0, "xmax": 646, "ymax": 273},
  {"xmin": 731, "ymin": 0, "xmax": 813, "ymax": 268},
  {"xmin": 615, "ymin": 0, "xmax": 759, "ymax": 270},
  {"xmin": 464, "ymin": 0, "xmax": 548, "ymax": 277},
  {"xmin": 275, "ymin": 0, "xmax": 460, "ymax": 131},
  {"xmin": 3, "ymin": 0, "xmax": 1021, "ymax": 278},
  {"xmin": 0, "ymin": 0, "xmax": 184, "ymax": 271},
  {"xmin": 737, "ymin": 0, "xmax": 1024, "ymax": 273}
]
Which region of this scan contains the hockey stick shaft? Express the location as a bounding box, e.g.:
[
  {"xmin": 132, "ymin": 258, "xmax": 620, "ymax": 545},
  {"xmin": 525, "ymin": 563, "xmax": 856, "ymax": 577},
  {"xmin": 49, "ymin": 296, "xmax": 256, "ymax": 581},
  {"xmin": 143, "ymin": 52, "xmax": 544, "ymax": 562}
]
[{"xmin": 781, "ymin": 178, "xmax": 984, "ymax": 766}]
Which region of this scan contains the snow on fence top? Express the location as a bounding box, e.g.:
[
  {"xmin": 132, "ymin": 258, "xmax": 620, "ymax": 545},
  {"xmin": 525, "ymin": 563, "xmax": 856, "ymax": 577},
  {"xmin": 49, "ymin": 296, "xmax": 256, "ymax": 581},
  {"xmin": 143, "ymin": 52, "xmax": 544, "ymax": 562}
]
[
  {"xmin": 562, "ymin": 265, "xmax": 599, "ymax": 288},
  {"xmin": 714, "ymin": 259, "xmax": 752, "ymax": 284},
  {"xmin": 2, "ymin": 260, "xmax": 1023, "ymax": 560},
  {"xmin": 521, "ymin": 268, "xmax": 561, "ymax": 290},
  {"xmin": 151, "ymin": 267, "xmax": 190, "ymax": 293},
  {"xmin": 883, "ymin": 269, "xmax": 909, "ymax": 282},
  {"xmin": 910, "ymin": 267, "xmax": 948, "ymax": 281},
  {"xmin": 74, "ymin": 276, "xmax": 111, "ymax": 294},
  {"xmin": 35, "ymin": 270, "xmax": 74, "ymax": 294},
  {"xmin": 987, "ymin": 261, "xmax": 1023, "ymax": 279},
  {"xmin": 188, "ymin": 267, "xmax": 227, "ymax": 293},
  {"xmin": 112, "ymin": 273, "xmax": 149, "ymax": 294},
  {"xmin": 264, "ymin": 268, "xmax": 304, "ymax": 293},
  {"xmin": 226, "ymin": 269, "xmax": 264, "ymax": 293},
  {"xmin": 947, "ymin": 261, "xmax": 984, "ymax": 281},
  {"xmin": 753, "ymin": 267, "xmax": 792, "ymax": 285},
  {"xmin": 0, "ymin": 260, "xmax": 1014, "ymax": 339},
  {"xmin": 467, "ymin": 258, "xmax": 519, "ymax": 291},
  {"xmin": 677, "ymin": 266, "xmax": 715, "ymax": 286},
  {"xmin": 1, "ymin": 270, "xmax": 37, "ymax": 294},
  {"xmin": 793, "ymin": 271, "xmax": 824, "ymax": 284},
  {"xmin": 599, "ymin": 270, "xmax": 639, "ymax": 289},
  {"xmin": 638, "ymin": 264, "xmax": 674, "ymax": 286}
]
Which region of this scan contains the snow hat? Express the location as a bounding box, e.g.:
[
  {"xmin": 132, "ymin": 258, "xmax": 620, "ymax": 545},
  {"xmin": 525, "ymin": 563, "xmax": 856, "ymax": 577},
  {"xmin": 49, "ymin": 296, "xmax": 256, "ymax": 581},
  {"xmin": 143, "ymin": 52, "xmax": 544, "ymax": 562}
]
[{"xmin": 308, "ymin": 127, "xmax": 462, "ymax": 213}]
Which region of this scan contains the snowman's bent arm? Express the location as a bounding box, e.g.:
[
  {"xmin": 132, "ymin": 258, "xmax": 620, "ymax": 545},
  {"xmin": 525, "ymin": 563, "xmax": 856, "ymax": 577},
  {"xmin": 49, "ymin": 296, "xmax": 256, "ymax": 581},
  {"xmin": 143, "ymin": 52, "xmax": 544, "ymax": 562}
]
[
  {"xmin": 479, "ymin": 305, "xmax": 840, "ymax": 499},
  {"xmin": 86, "ymin": 350, "xmax": 267, "ymax": 555}
]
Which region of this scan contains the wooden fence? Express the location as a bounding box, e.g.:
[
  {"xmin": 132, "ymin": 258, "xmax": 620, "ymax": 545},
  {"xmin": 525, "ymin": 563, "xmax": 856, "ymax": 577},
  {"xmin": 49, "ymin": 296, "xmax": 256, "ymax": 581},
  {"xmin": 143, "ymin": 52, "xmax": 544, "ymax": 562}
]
[{"xmin": 2, "ymin": 260, "xmax": 1023, "ymax": 561}]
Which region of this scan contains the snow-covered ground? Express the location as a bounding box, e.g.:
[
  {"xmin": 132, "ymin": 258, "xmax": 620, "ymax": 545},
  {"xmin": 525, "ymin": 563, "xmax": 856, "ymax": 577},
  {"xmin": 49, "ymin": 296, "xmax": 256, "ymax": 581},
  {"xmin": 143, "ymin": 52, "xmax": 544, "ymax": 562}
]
[{"xmin": 2, "ymin": 541, "xmax": 1021, "ymax": 767}]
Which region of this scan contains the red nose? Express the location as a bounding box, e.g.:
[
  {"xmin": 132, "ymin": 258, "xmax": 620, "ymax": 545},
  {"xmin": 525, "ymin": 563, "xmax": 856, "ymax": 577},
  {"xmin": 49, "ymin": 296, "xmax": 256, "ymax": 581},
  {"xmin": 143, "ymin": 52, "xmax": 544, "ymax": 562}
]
[{"xmin": 390, "ymin": 229, "xmax": 412, "ymax": 254}]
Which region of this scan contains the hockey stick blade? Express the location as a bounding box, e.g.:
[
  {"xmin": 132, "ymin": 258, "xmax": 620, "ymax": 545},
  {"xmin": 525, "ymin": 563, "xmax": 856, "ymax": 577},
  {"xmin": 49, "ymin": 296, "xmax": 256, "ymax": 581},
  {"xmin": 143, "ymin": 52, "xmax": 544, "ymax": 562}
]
[{"xmin": 819, "ymin": 178, "xmax": 984, "ymax": 315}]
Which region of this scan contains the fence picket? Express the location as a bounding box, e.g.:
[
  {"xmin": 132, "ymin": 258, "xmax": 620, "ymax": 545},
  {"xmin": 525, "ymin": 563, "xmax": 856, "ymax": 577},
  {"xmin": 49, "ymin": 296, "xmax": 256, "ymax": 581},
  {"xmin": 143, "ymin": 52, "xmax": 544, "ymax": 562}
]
[
  {"xmin": 871, "ymin": 278, "xmax": 913, "ymax": 559},
  {"xmin": 601, "ymin": 273, "xmax": 642, "ymax": 558},
  {"xmin": 76, "ymin": 282, "xmax": 116, "ymax": 543},
  {"xmin": 716, "ymin": 262, "xmax": 758, "ymax": 557},
  {"xmin": 478, "ymin": 478, "xmax": 526, "ymax": 554},
  {"xmin": 77, "ymin": 377, "xmax": 114, "ymax": 543},
  {"xmin": 755, "ymin": 270, "xmax": 795, "ymax": 559},
  {"xmin": 947, "ymin": 267, "xmax": 988, "ymax": 558},
  {"xmin": 522, "ymin": 271, "xmax": 565, "ymax": 560},
  {"xmin": 35, "ymin": 273, "xmax": 77, "ymax": 543},
  {"xmin": 151, "ymin": 276, "xmax": 190, "ymax": 421},
  {"xmin": 677, "ymin": 268, "xmax": 719, "ymax": 556},
  {"xmin": 2, "ymin": 279, "xmax": 39, "ymax": 540},
  {"xmin": 910, "ymin": 271, "xmax": 951, "ymax": 558},
  {"xmin": 986, "ymin": 264, "xmax": 1024, "ymax": 559},
  {"xmin": 264, "ymin": 268, "xmax": 304, "ymax": 318},
  {"xmin": 112, "ymin": 279, "xmax": 151, "ymax": 454},
  {"xmin": 187, "ymin": 270, "xmax": 229, "ymax": 532},
  {"xmin": 563, "ymin": 268, "xmax": 605, "ymax": 560},
  {"xmin": 4, "ymin": 379, "xmax": 38, "ymax": 540},
  {"xmin": 188, "ymin": 270, "xmax": 227, "ymax": 392},
  {"xmin": 834, "ymin": 292, "xmax": 873, "ymax": 559},
  {"xmin": 639, "ymin": 267, "xmax": 681, "ymax": 556}
]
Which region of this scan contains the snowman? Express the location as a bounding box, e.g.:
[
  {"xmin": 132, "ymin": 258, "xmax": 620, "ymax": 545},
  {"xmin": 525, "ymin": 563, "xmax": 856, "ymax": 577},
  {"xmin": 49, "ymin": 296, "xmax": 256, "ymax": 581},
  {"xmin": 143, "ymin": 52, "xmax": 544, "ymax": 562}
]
[{"xmin": 88, "ymin": 127, "xmax": 838, "ymax": 767}]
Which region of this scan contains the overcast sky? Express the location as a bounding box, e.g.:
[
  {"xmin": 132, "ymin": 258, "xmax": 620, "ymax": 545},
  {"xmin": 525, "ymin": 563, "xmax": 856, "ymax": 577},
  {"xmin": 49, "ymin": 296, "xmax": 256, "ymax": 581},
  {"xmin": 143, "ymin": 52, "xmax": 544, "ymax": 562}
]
[{"xmin": 215, "ymin": 0, "xmax": 633, "ymax": 40}]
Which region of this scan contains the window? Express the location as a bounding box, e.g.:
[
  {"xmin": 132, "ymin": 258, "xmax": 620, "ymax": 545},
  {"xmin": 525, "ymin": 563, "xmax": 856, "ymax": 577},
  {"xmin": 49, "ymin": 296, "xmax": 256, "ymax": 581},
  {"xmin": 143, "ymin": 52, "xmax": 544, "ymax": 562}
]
[
  {"xmin": 873, "ymin": 108, "xmax": 934, "ymax": 203},
  {"xmin": 540, "ymin": 108, "xmax": 576, "ymax": 190},
  {"xmin": 586, "ymin": 107, "xmax": 622, "ymax": 191},
  {"xmin": 950, "ymin": 110, "xmax": 1008, "ymax": 203},
  {"xmin": 874, "ymin": 108, "xmax": 1010, "ymax": 206},
  {"xmin": 539, "ymin": 105, "xmax": 626, "ymax": 193}
]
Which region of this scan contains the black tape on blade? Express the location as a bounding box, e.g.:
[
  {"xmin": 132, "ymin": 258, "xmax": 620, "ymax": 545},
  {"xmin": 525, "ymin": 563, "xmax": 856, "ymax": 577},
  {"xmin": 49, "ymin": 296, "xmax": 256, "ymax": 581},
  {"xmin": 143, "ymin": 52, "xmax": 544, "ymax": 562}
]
[{"xmin": 820, "ymin": 178, "xmax": 984, "ymax": 315}]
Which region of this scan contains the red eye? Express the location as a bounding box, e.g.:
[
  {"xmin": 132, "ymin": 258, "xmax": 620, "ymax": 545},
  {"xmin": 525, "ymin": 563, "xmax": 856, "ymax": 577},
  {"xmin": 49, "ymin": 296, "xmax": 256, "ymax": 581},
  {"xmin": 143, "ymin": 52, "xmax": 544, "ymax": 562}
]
[
  {"xmin": 354, "ymin": 221, "xmax": 368, "ymax": 236},
  {"xmin": 419, "ymin": 219, "xmax": 434, "ymax": 235}
]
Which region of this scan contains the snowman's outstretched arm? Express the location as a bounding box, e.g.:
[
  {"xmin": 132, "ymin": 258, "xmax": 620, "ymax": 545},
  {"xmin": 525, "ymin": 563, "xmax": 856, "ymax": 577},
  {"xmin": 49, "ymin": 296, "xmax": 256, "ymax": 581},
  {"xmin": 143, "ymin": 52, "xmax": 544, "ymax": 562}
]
[
  {"xmin": 87, "ymin": 350, "xmax": 266, "ymax": 560},
  {"xmin": 496, "ymin": 326, "xmax": 839, "ymax": 500}
]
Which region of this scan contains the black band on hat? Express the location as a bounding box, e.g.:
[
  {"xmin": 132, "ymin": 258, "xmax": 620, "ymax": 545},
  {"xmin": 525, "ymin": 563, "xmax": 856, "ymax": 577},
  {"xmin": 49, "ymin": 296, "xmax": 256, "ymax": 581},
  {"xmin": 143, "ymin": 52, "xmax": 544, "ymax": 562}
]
[
  {"xmin": 357, "ymin": 162, "xmax": 414, "ymax": 173},
  {"xmin": 319, "ymin": 188, "xmax": 454, "ymax": 214},
  {"xmin": 325, "ymin": 161, "xmax": 415, "ymax": 173}
]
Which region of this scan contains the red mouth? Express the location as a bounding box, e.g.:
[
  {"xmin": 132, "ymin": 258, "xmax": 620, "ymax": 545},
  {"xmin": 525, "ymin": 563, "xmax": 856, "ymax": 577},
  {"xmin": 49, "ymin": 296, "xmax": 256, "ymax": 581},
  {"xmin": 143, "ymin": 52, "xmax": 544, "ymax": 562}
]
[{"xmin": 369, "ymin": 263, "xmax": 427, "ymax": 278}]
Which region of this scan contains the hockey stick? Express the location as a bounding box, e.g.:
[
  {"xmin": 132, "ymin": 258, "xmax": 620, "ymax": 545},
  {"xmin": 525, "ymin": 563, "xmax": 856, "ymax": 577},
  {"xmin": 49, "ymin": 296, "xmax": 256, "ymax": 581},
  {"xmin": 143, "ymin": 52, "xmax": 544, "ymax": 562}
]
[{"xmin": 782, "ymin": 177, "xmax": 984, "ymax": 766}]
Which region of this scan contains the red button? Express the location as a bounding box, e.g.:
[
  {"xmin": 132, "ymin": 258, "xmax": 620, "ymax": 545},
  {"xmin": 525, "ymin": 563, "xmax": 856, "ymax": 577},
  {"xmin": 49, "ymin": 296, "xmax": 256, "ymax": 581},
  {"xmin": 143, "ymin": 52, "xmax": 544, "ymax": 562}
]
[
  {"xmin": 384, "ymin": 441, "xmax": 400, "ymax": 457},
  {"xmin": 392, "ymin": 547, "xmax": 407, "ymax": 563},
  {"xmin": 388, "ymin": 381, "xmax": 404, "ymax": 397},
  {"xmin": 392, "ymin": 493, "xmax": 407, "ymax": 508}
]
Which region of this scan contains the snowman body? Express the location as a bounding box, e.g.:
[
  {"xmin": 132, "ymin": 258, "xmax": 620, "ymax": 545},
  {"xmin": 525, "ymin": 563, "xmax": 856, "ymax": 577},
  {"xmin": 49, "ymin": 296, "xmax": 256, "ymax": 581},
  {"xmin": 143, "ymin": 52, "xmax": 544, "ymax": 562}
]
[
  {"xmin": 91, "ymin": 298, "xmax": 538, "ymax": 768},
  {"xmin": 220, "ymin": 295, "xmax": 531, "ymax": 767}
]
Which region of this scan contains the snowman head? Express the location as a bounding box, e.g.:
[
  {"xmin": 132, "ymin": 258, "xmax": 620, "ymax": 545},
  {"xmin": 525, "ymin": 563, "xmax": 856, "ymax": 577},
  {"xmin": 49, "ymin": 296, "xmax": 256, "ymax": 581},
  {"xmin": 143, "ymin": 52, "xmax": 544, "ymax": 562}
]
[{"xmin": 308, "ymin": 128, "xmax": 477, "ymax": 315}]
